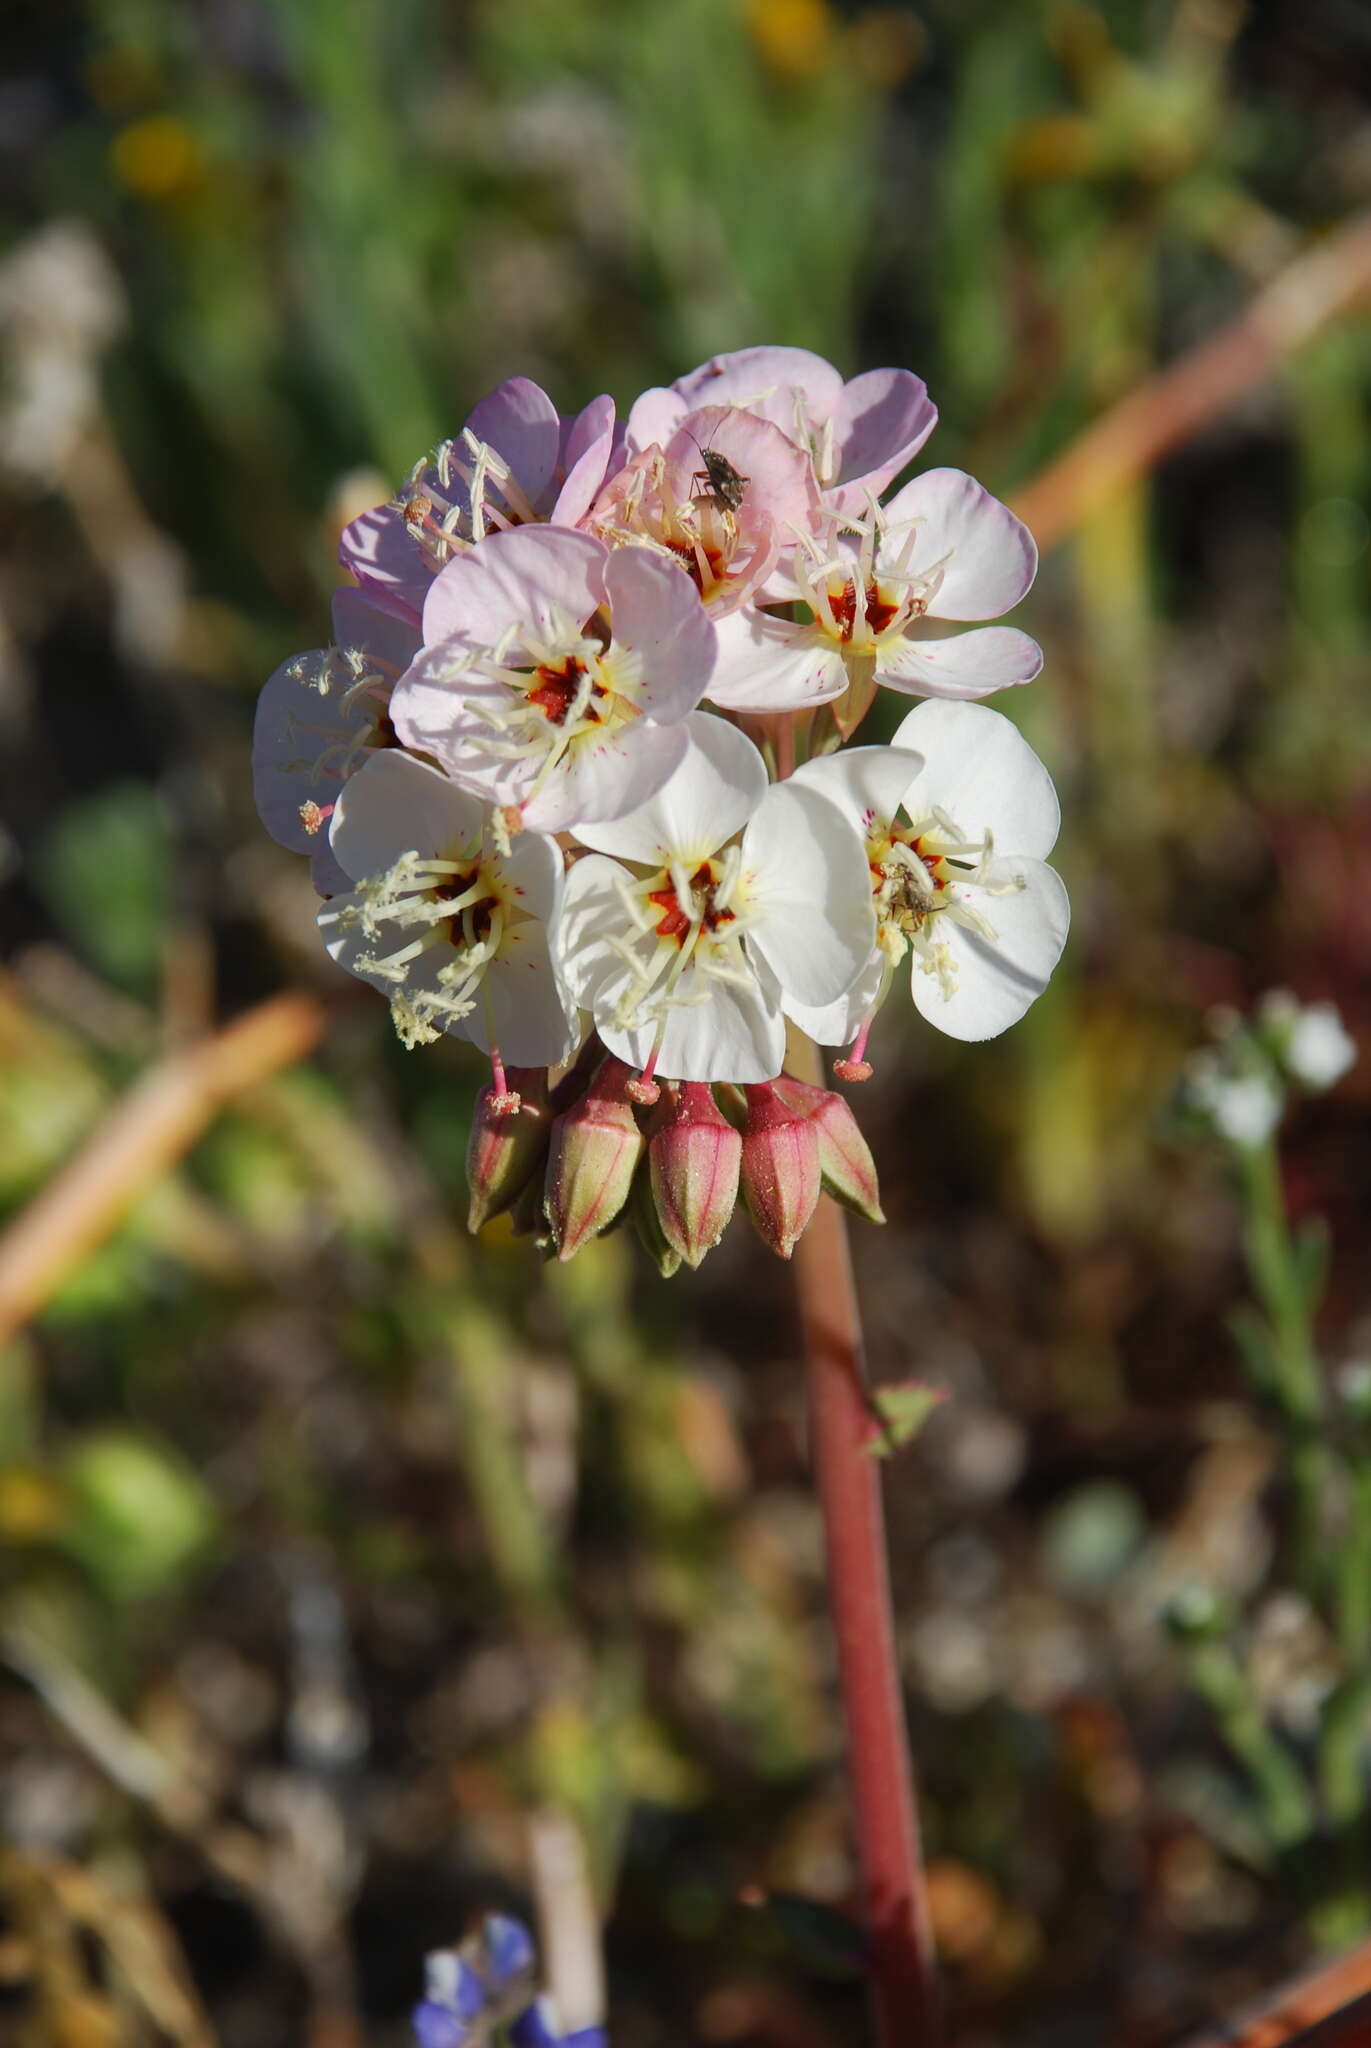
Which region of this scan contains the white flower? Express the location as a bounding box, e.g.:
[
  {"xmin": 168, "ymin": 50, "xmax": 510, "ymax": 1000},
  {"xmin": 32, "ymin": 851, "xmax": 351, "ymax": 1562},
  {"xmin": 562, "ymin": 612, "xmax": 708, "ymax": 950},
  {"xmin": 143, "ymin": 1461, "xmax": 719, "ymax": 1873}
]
[
  {"xmin": 1185, "ymin": 1056, "xmax": 1285, "ymax": 1149},
  {"xmin": 1259, "ymin": 992, "xmax": 1358, "ymax": 1092},
  {"xmin": 785, "ymin": 699, "xmax": 1069, "ymax": 1051},
  {"xmin": 252, "ymin": 589, "xmax": 417, "ymax": 895},
  {"xmin": 707, "ymin": 470, "xmax": 1041, "ymax": 714},
  {"xmin": 555, "ymin": 713, "xmax": 874, "ymax": 1084},
  {"xmin": 317, "ymin": 749, "xmax": 576, "ymax": 1064}
]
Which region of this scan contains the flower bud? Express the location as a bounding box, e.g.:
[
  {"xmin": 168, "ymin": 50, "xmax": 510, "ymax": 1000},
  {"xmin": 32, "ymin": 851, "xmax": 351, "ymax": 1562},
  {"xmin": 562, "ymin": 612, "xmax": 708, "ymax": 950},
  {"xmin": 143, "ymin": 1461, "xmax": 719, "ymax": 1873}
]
[
  {"xmin": 739, "ymin": 1082, "xmax": 820, "ymax": 1260},
  {"xmin": 628, "ymin": 1157, "xmax": 682, "ymax": 1278},
  {"xmin": 467, "ymin": 1070, "xmax": 549, "ymax": 1232},
  {"xmin": 773, "ymin": 1076, "xmax": 884, "ymax": 1225},
  {"xmin": 648, "ymin": 1082, "xmax": 741, "ymax": 1269},
  {"xmin": 544, "ymin": 1058, "xmax": 644, "ymax": 1262}
]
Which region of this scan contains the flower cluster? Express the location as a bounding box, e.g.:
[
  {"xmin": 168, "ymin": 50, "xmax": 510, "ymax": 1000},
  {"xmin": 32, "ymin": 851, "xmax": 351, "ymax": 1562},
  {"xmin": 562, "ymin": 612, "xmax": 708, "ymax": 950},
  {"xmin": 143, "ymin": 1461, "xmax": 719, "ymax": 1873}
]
[
  {"xmin": 412, "ymin": 1915, "xmax": 604, "ymax": 2048},
  {"xmin": 1182, "ymin": 990, "xmax": 1358, "ymax": 1151},
  {"xmin": 254, "ymin": 347, "xmax": 1069, "ymax": 1263}
]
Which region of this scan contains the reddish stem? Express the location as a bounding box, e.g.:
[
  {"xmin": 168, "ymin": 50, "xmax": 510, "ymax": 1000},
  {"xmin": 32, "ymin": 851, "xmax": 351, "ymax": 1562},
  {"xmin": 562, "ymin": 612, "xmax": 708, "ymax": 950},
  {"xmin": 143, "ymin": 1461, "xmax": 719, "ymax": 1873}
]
[{"xmin": 792, "ymin": 1160, "xmax": 938, "ymax": 2045}]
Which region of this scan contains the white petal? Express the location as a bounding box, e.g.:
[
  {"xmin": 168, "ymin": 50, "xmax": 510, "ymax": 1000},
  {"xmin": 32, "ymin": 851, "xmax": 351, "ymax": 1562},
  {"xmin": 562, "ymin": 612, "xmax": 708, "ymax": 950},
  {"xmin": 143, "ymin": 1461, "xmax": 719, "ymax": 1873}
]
[
  {"xmin": 573, "ymin": 712, "xmax": 766, "ymax": 865},
  {"xmin": 474, "ymin": 922, "xmax": 579, "ymax": 1066},
  {"xmin": 252, "ymin": 649, "xmax": 350, "ymax": 851},
  {"xmin": 707, "ymin": 608, "xmax": 847, "ymax": 711},
  {"xmin": 557, "ymin": 854, "xmax": 784, "ymax": 1083},
  {"xmin": 329, "ymin": 750, "xmax": 487, "ymax": 880},
  {"xmin": 621, "ymin": 974, "xmax": 785, "ymax": 1084},
  {"xmin": 500, "ymin": 827, "xmax": 565, "ymax": 927},
  {"xmin": 742, "ymin": 782, "xmax": 875, "ymax": 1008},
  {"xmin": 789, "ymin": 744, "xmax": 924, "ymax": 840},
  {"xmin": 911, "ymin": 857, "xmax": 1069, "ymax": 1041},
  {"xmin": 890, "ymin": 700, "xmax": 1061, "ymax": 859},
  {"xmin": 882, "ymin": 469, "xmax": 1037, "ymax": 620},
  {"xmin": 877, "ymin": 626, "xmax": 1042, "ymax": 700},
  {"xmin": 784, "ymin": 945, "xmax": 886, "ymax": 1047}
]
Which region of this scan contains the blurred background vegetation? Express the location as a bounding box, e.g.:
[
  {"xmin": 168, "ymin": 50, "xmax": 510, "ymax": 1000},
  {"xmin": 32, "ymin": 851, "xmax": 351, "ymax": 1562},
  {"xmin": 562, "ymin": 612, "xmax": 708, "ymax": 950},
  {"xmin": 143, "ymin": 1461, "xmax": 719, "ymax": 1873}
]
[{"xmin": 1, "ymin": 0, "xmax": 1370, "ymax": 2042}]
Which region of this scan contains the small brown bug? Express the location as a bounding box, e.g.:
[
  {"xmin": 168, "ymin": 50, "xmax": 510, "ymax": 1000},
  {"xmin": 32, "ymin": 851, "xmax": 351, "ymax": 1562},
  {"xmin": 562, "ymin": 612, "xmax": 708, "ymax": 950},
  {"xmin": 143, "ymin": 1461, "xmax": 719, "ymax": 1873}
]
[{"xmin": 688, "ymin": 433, "xmax": 749, "ymax": 515}]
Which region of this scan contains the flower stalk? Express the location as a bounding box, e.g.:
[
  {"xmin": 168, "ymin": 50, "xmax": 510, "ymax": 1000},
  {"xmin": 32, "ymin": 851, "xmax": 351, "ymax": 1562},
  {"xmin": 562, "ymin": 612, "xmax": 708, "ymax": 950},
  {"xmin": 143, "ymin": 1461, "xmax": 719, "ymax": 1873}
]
[{"xmin": 789, "ymin": 1035, "xmax": 938, "ymax": 2048}]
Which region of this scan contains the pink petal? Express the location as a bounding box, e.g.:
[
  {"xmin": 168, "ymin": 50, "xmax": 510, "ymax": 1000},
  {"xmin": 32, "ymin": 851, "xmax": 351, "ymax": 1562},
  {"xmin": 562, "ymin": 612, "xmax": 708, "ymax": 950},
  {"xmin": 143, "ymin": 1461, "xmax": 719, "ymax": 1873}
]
[
  {"xmin": 464, "ymin": 377, "xmax": 561, "ymax": 509},
  {"xmin": 421, "ymin": 524, "xmax": 606, "ymax": 648},
  {"xmin": 602, "ymin": 547, "xmax": 715, "ymax": 720},
  {"xmin": 329, "ymin": 588, "xmax": 420, "ymax": 674},
  {"xmin": 665, "ymin": 405, "xmax": 820, "ymax": 534},
  {"xmin": 623, "ymin": 385, "xmax": 688, "ymax": 455},
  {"xmin": 521, "ymin": 718, "xmax": 691, "ymax": 835},
  {"xmin": 882, "ymin": 469, "xmax": 1038, "ymax": 620},
  {"xmin": 551, "ymin": 393, "xmax": 616, "ymax": 525},
  {"xmin": 672, "ymin": 346, "xmax": 844, "ymax": 428},
  {"xmin": 337, "ymin": 503, "xmax": 428, "ymax": 625},
  {"xmin": 825, "ymin": 367, "xmax": 937, "ymax": 499}
]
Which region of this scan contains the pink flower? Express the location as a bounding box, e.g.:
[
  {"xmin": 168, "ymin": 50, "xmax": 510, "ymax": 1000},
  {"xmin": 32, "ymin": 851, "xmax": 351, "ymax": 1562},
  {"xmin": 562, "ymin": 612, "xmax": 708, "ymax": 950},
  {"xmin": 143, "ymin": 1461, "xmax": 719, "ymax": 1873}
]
[
  {"xmin": 389, "ymin": 524, "xmax": 716, "ymax": 835},
  {"xmin": 626, "ymin": 346, "xmax": 936, "ymax": 509},
  {"xmin": 252, "ymin": 587, "xmax": 417, "ymax": 894},
  {"xmin": 707, "ymin": 469, "xmax": 1041, "ymax": 714},
  {"xmin": 338, "ymin": 379, "xmax": 616, "ymax": 626},
  {"xmin": 585, "ymin": 403, "xmax": 820, "ymax": 618}
]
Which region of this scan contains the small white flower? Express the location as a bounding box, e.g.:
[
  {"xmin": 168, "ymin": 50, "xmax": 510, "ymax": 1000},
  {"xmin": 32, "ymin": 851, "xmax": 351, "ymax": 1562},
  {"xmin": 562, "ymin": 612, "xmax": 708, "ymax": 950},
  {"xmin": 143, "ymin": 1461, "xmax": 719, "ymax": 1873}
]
[
  {"xmin": 1260, "ymin": 993, "xmax": 1358, "ymax": 1092},
  {"xmin": 1185, "ymin": 1057, "xmax": 1284, "ymax": 1149},
  {"xmin": 555, "ymin": 713, "xmax": 874, "ymax": 1084},
  {"xmin": 318, "ymin": 749, "xmax": 576, "ymax": 1065},
  {"xmin": 785, "ymin": 699, "xmax": 1069, "ymax": 1053}
]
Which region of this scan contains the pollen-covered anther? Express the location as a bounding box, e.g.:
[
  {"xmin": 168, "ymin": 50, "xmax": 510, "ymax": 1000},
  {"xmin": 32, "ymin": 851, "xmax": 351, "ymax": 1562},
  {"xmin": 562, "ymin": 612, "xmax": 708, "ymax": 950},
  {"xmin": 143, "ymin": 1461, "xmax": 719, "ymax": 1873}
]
[{"xmin": 833, "ymin": 1057, "xmax": 874, "ymax": 1084}]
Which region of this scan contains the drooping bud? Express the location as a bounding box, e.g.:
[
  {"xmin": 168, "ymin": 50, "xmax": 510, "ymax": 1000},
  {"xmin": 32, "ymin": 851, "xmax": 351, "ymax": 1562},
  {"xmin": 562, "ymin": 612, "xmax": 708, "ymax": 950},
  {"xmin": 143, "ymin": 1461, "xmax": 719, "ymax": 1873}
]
[
  {"xmin": 466, "ymin": 1069, "xmax": 550, "ymax": 1231},
  {"xmin": 739, "ymin": 1082, "xmax": 821, "ymax": 1260},
  {"xmin": 628, "ymin": 1157, "xmax": 682, "ymax": 1278},
  {"xmin": 648, "ymin": 1082, "xmax": 741, "ymax": 1269},
  {"xmin": 774, "ymin": 1075, "xmax": 884, "ymax": 1225},
  {"xmin": 544, "ymin": 1057, "xmax": 644, "ymax": 1262}
]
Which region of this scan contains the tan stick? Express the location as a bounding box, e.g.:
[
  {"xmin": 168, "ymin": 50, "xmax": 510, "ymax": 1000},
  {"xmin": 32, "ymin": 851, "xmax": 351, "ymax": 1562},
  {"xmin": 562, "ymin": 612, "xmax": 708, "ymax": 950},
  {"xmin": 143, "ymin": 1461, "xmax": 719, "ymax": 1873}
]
[
  {"xmin": 0, "ymin": 992, "xmax": 324, "ymax": 1347},
  {"xmin": 1011, "ymin": 211, "xmax": 1371, "ymax": 553},
  {"xmin": 1185, "ymin": 1938, "xmax": 1371, "ymax": 2046}
]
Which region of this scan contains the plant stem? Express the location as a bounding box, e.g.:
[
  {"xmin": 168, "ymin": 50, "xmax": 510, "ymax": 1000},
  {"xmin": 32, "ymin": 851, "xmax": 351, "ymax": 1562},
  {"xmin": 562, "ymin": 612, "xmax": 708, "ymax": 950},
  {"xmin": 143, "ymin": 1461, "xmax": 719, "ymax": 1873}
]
[
  {"xmin": 790, "ymin": 1047, "xmax": 938, "ymax": 2048},
  {"xmin": 1236, "ymin": 1136, "xmax": 1329, "ymax": 1598}
]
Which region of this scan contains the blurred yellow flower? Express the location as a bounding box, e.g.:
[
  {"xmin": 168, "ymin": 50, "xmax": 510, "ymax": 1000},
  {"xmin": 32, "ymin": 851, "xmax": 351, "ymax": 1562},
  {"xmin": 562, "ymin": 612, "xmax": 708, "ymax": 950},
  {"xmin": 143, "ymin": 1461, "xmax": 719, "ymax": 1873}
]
[
  {"xmin": 745, "ymin": 0, "xmax": 835, "ymax": 83},
  {"xmin": 109, "ymin": 115, "xmax": 204, "ymax": 201}
]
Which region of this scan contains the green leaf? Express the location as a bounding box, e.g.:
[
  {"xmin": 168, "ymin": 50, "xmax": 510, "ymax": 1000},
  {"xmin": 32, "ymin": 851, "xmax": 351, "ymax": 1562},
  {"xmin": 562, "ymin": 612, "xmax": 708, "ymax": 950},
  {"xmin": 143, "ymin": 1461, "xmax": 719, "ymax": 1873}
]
[
  {"xmin": 60, "ymin": 1429, "xmax": 217, "ymax": 1603},
  {"xmin": 866, "ymin": 1381, "xmax": 946, "ymax": 1458}
]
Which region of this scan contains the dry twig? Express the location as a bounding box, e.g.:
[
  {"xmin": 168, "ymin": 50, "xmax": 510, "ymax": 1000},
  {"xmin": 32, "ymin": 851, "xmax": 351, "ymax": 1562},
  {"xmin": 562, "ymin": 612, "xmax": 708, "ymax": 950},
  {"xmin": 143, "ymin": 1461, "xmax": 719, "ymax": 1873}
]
[
  {"xmin": 1012, "ymin": 210, "xmax": 1371, "ymax": 552},
  {"xmin": 1185, "ymin": 1940, "xmax": 1371, "ymax": 2047},
  {"xmin": 0, "ymin": 992, "xmax": 324, "ymax": 1347}
]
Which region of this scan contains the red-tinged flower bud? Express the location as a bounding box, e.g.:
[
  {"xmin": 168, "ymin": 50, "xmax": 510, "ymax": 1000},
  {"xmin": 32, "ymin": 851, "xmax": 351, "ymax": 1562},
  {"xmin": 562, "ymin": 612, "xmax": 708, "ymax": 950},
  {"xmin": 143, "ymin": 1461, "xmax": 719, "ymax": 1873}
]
[
  {"xmin": 544, "ymin": 1057, "xmax": 644, "ymax": 1262},
  {"xmin": 739, "ymin": 1082, "xmax": 821, "ymax": 1260},
  {"xmin": 648, "ymin": 1082, "xmax": 741, "ymax": 1270},
  {"xmin": 773, "ymin": 1076, "xmax": 884, "ymax": 1226},
  {"xmin": 466, "ymin": 1069, "xmax": 549, "ymax": 1232}
]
